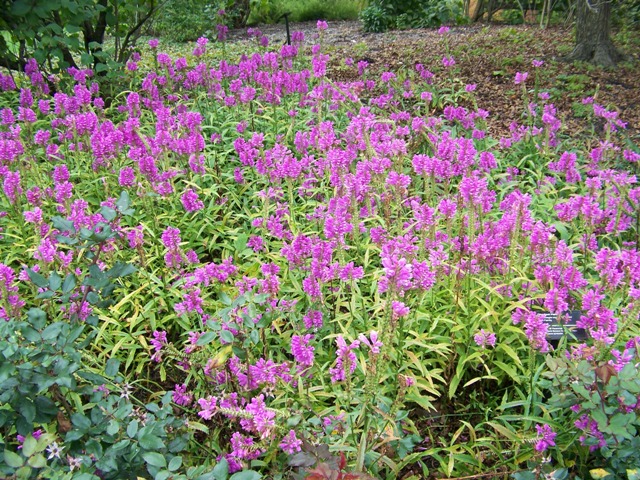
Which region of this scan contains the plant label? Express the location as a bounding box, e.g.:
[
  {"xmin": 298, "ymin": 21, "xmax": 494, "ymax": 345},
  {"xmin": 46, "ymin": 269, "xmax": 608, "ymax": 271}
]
[{"xmin": 543, "ymin": 310, "xmax": 586, "ymax": 341}]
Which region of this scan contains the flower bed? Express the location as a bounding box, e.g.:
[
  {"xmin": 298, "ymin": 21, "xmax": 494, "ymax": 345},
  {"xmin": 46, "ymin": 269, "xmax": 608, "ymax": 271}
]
[{"xmin": 0, "ymin": 22, "xmax": 639, "ymax": 480}]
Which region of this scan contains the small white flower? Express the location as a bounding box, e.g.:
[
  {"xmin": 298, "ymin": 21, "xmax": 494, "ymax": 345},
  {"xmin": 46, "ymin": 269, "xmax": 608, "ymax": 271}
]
[
  {"xmin": 120, "ymin": 383, "xmax": 132, "ymax": 400},
  {"xmin": 46, "ymin": 441, "xmax": 63, "ymax": 460},
  {"xmin": 67, "ymin": 455, "xmax": 82, "ymax": 471}
]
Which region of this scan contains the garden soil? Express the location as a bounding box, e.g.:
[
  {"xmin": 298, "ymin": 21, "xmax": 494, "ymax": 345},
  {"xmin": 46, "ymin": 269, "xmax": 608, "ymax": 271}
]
[{"xmin": 229, "ymin": 21, "xmax": 640, "ymax": 140}]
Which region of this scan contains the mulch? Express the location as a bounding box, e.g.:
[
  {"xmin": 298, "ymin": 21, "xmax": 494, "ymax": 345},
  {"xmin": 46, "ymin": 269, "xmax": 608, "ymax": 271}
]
[{"xmin": 229, "ymin": 20, "xmax": 640, "ymax": 140}]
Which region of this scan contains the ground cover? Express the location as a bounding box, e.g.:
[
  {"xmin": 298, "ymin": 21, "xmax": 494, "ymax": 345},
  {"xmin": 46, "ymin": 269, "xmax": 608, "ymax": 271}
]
[{"xmin": 0, "ymin": 19, "xmax": 639, "ymax": 480}]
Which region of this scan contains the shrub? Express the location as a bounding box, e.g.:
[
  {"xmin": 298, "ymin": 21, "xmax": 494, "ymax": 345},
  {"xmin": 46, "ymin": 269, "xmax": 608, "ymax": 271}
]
[
  {"xmin": 0, "ymin": 0, "xmax": 155, "ymax": 76},
  {"xmin": 359, "ymin": 3, "xmax": 392, "ymax": 32},
  {"xmin": 0, "ymin": 194, "xmax": 212, "ymax": 479},
  {"xmin": 152, "ymin": 0, "xmax": 219, "ymax": 42},
  {"xmin": 360, "ymin": 0, "xmax": 465, "ymax": 32}
]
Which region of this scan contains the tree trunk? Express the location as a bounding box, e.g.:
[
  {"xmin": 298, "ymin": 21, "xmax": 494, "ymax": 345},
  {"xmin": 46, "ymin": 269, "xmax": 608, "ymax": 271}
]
[{"xmin": 563, "ymin": 0, "xmax": 626, "ymax": 67}]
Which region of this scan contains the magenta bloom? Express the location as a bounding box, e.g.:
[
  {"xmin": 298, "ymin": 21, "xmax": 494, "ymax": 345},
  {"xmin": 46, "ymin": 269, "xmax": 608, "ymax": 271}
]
[
  {"xmin": 514, "ymin": 71, "xmax": 529, "ymax": 84},
  {"xmin": 118, "ymin": 167, "xmax": 136, "ymax": 187},
  {"xmin": 197, "ymin": 396, "xmax": 218, "ymax": 420},
  {"xmin": 303, "ymin": 310, "xmax": 323, "ymax": 330},
  {"xmin": 216, "ymin": 24, "xmax": 229, "ymax": 42},
  {"xmin": 442, "ymin": 56, "xmax": 455, "ymax": 68},
  {"xmin": 473, "ymin": 329, "xmax": 496, "ymax": 348},
  {"xmin": 291, "ymin": 334, "xmax": 315, "ymax": 366},
  {"xmin": 280, "ymin": 430, "xmax": 303, "ymax": 454},
  {"xmin": 391, "ymin": 301, "xmax": 410, "ymax": 318},
  {"xmin": 161, "ymin": 227, "xmax": 181, "ymax": 249},
  {"xmin": 535, "ymin": 424, "xmax": 556, "ymax": 451},
  {"xmin": 329, "ymin": 335, "xmax": 360, "ymax": 383},
  {"xmin": 247, "ymin": 235, "xmax": 264, "ymax": 252},
  {"xmin": 181, "ymin": 188, "xmax": 204, "ymax": 212},
  {"xmin": 358, "ymin": 331, "xmax": 383, "ymax": 354},
  {"xmin": 3, "ymin": 171, "xmax": 22, "ymax": 204},
  {"xmin": 173, "ymin": 384, "xmax": 193, "ymax": 406},
  {"xmin": 150, "ymin": 330, "xmax": 167, "ymax": 362}
]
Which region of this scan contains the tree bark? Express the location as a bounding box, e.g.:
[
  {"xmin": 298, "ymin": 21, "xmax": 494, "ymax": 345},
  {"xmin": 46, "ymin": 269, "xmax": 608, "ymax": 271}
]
[{"xmin": 563, "ymin": 0, "xmax": 626, "ymax": 67}]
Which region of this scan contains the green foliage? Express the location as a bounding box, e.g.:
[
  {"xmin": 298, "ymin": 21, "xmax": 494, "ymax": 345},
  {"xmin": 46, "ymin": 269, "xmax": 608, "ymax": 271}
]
[
  {"xmin": 293, "ymin": 0, "xmax": 361, "ymax": 22},
  {"xmin": 0, "ymin": 193, "xmax": 211, "ymax": 479},
  {"xmin": 245, "ymin": 0, "xmax": 285, "ymax": 24},
  {"xmin": 396, "ymin": 0, "xmax": 466, "ymax": 29},
  {"xmin": 541, "ymin": 354, "xmax": 640, "ymax": 477},
  {"xmin": 153, "ymin": 0, "xmax": 220, "ymax": 42},
  {"xmin": 613, "ymin": 0, "xmax": 640, "ymax": 28},
  {"xmin": 360, "ymin": 0, "xmax": 465, "ymax": 32},
  {"xmin": 359, "ymin": 3, "xmax": 391, "ymax": 33},
  {"xmin": 0, "ymin": 0, "xmax": 156, "ymax": 77}
]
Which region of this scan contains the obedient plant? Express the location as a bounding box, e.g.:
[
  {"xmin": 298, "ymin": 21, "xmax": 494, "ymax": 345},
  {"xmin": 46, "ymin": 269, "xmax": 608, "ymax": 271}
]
[{"xmin": 0, "ymin": 22, "xmax": 639, "ymax": 479}]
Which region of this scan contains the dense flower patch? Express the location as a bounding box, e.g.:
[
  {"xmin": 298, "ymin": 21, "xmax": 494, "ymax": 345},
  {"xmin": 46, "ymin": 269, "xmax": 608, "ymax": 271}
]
[{"xmin": 0, "ymin": 22, "xmax": 639, "ymax": 479}]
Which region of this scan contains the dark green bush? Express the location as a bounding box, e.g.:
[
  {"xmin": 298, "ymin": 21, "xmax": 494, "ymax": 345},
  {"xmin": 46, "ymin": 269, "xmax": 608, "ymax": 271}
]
[
  {"xmin": 360, "ymin": 0, "xmax": 465, "ymax": 32},
  {"xmin": 613, "ymin": 0, "xmax": 640, "ymax": 28},
  {"xmin": 152, "ymin": 0, "xmax": 219, "ymax": 42},
  {"xmin": 246, "ymin": 0, "xmax": 361, "ymax": 24},
  {"xmin": 293, "ymin": 0, "xmax": 361, "ymax": 22},
  {"xmin": 360, "ymin": 3, "xmax": 392, "ymax": 32},
  {"xmin": 0, "ymin": 193, "xmax": 212, "ymax": 479},
  {"xmin": 0, "ymin": 0, "xmax": 154, "ymax": 76}
]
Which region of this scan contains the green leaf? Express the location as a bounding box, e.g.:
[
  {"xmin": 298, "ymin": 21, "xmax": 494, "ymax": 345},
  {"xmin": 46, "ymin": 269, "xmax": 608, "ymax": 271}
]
[
  {"xmin": 168, "ymin": 456, "xmax": 182, "ymax": 471},
  {"xmin": 27, "ymin": 308, "xmax": 47, "ymax": 328},
  {"xmin": 52, "ymin": 216, "xmax": 76, "ymax": 234},
  {"xmin": 212, "ymin": 458, "xmax": 229, "ymax": 480},
  {"xmin": 80, "ymin": 52, "xmax": 94, "ymax": 67},
  {"xmin": 591, "ymin": 409, "xmax": 608, "ymax": 431},
  {"xmin": 234, "ymin": 234, "xmax": 248, "ymax": 251},
  {"xmin": 86, "ymin": 291, "xmax": 100, "ymax": 305},
  {"xmin": 589, "ymin": 468, "xmax": 613, "ymax": 479},
  {"xmin": 11, "ymin": 0, "xmax": 32, "ymax": 16},
  {"xmin": 230, "ymin": 471, "xmax": 262, "ymax": 480},
  {"xmin": 62, "ymin": 274, "xmax": 76, "ymax": 294},
  {"xmin": 65, "ymin": 24, "xmax": 82, "ymax": 34},
  {"xmin": 108, "ymin": 262, "xmax": 137, "ymax": 278},
  {"xmin": 196, "ymin": 331, "xmax": 216, "ymax": 346},
  {"xmin": 72, "ymin": 412, "xmax": 92, "ymax": 431},
  {"xmin": 127, "ymin": 420, "xmax": 139, "ymax": 438},
  {"xmin": 220, "ymin": 330, "xmax": 235, "ymax": 344},
  {"xmin": 4, "ymin": 449, "xmax": 24, "ymax": 468},
  {"xmin": 27, "ymin": 269, "xmax": 48, "ymax": 288},
  {"xmin": 116, "ymin": 191, "xmax": 131, "ymax": 212},
  {"xmin": 627, "ymin": 469, "xmax": 640, "ymax": 480},
  {"xmin": 27, "ymin": 453, "xmax": 47, "ymax": 468},
  {"xmin": 100, "ymin": 206, "xmax": 117, "ymax": 222},
  {"xmin": 19, "ymin": 400, "xmax": 35, "ymax": 423},
  {"xmin": 48, "ymin": 272, "xmax": 62, "ymax": 291},
  {"xmin": 107, "ymin": 420, "xmax": 120, "ymax": 436},
  {"xmin": 21, "ymin": 436, "xmax": 37, "ymax": 457},
  {"xmin": 219, "ymin": 291, "xmax": 232, "ymax": 305},
  {"xmin": 608, "ymin": 412, "xmax": 632, "ymax": 439},
  {"xmin": 41, "ymin": 322, "xmax": 64, "ymax": 341},
  {"xmin": 105, "ymin": 358, "xmax": 120, "ymax": 377},
  {"xmin": 139, "ymin": 433, "xmax": 165, "ymax": 450},
  {"xmin": 512, "ymin": 473, "xmax": 536, "ymax": 480},
  {"xmin": 142, "ymin": 451, "xmax": 167, "ymax": 468}
]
